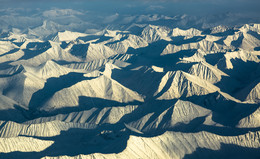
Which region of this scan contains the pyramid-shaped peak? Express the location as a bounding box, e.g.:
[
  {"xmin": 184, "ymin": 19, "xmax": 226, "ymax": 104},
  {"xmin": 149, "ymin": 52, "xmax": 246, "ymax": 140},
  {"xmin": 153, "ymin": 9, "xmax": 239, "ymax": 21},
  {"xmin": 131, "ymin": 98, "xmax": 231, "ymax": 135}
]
[
  {"xmin": 25, "ymin": 60, "xmax": 74, "ymax": 79},
  {"xmin": 189, "ymin": 62, "xmax": 228, "ymax": 83},
  {"xmin": 42, "ymin": 60, "xmax": 59, "ymax": 68},
  {"xmin": 52, "ymin": 30, "xmax": 87, "ymax": 42},
  {"xmin": 155, "ymin": 70, "xmax": 219, "ymax": 100}
]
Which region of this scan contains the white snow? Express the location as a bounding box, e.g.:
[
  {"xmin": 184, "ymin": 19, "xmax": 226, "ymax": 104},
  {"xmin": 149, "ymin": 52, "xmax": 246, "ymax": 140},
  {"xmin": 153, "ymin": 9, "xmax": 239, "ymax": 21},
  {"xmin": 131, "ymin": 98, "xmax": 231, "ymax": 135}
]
[{"xmin": 0, "ymin": 22, "xmax": 260, "ymax": 159}]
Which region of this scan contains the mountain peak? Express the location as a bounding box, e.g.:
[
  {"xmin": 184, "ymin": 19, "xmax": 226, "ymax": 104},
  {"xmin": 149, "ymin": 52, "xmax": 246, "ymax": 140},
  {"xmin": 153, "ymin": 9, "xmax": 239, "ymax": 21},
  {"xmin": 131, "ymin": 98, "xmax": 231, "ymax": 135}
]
[
  {"xmin": 52, "ymin": 30, "xmax": 88, "ymax": 42},
  {"xmin": 155, "ymin": 70, "xmax": 219, "ymax": 100}
]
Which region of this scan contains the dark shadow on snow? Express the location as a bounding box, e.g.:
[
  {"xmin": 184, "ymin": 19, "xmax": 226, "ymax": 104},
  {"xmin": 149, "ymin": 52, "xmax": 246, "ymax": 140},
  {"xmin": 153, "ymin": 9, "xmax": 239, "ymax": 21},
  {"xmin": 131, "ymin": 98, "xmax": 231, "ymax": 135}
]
[
  {"xmin": 254, "ymin": 46, "xmax": 260, "ymax": 51},
  {"xmin": 0, "ymin": 48, "xmax": 19, "ymax": 57},
  {"xmin": 204, "ymin": 52, "xmax": 225, "ymax": 66},
  {"xmin": 28, "ymin": 72, "xmax": 97, "ymax": 112},
  {"xmin": 0, "ymin": 61, "xmax": 15, "ymax": 70},
  {"xmin": 171, "ymin": 36, "xmax": 205, "ymax": 46},
  {"xmin": 183, "ymin": 143, "xmax": 260, "ymax": 159},
  {"xmin": 0, "ymin": 65, "xmax": 24, "ymax": 78},
  {"xmin": 187, "ymin": 92, "xmax": 260, "ymax": 127},
  {"xmin": 69, "ymin": 43, "xmax": 90, "ymax": 58},
  {"xmin": 0, "ymin": 97, "xmax": 260, "ymax": 158},
  {"xmin": 217, "ymin": 59, "xmax": 260, "ymax": 85},
  {"xmin": 0, "ymin": 127, "xmax": 129, "ymax": 159},
  {"xmin": 32, "ymin": 96, "xmax": 143, "ymax": 119},
  {"xmin": 0, "ymin": 106, "xmax": 28, "ymax": 123},
  {"xmin": 125, "ymin": 40, "xmax": 197, "ymax": 71},
  {"xmin": 234, "ymin": 78, "xmax": 260, "ymax": 101},
  {"xmin": 60, "ymin": 41, "xmax": 69, "ymax": 49},
  {"xmin": 19, "ymin": 41, "xmax": 52, "ymax": 60},
  {"xmin": 1, "ymin": 123, "xmax": 259, "ymax": 159}
]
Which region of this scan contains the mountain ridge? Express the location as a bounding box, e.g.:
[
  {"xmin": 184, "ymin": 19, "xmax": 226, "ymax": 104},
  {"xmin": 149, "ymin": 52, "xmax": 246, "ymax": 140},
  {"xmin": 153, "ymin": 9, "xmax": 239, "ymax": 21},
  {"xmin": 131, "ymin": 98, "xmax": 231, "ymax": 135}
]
[{"xmin": 0, "ymin": 22, "xmax": 260, "ymax": 158}]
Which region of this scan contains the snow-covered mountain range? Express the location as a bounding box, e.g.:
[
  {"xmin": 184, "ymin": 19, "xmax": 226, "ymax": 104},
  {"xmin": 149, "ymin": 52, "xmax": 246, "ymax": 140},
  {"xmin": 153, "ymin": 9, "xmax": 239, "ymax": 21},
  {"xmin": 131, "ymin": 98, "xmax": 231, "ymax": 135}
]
[{"xmin": 0, "ymin": 9, "xmax": 260, "ymax": 158}]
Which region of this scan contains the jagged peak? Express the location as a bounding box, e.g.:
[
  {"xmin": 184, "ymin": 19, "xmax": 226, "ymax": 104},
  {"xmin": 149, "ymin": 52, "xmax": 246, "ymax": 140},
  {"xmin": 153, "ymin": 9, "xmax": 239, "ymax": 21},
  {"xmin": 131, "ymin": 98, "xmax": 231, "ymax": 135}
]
[
  {"xmin": 155, "ymin": 70, "xmax": 219, "ymax": 99},
  {"xmin": 188, "ymin": 61, "xmax": 228, "ymax": 83},
  {"xmin": 220, "ymin": 50, "xmax": 260, "ymax": 69},
  {"xmin": 21, "ymin": 60, "xmax": 79, "ymax": 79},
  {"xmin": 68, "ymin": 42, "xmax": 117, "ymax": 61},
  {"xmin": 52, "ymin": 30, "xmax": 88, "ymax": 42},
  {"xmin": 141, "ymin": 25, "xmax": 172, "ymax": 43},
  {"xmin": 1, "ymin": 30, "xmax": 28, "ymax": 43},
  {"xmin": 239, "ymin": 23, "xmax": 260, "ymax": 33},
  {"xmin": 96, "ymin": 29, "xmax": 129, "ymax": 37},
  {"xmin": 210, "ymin": 25, "xmax": 229, "ymax": 34},
  {"xmin": 172, "ymin": 27, "xmax": 202, "ymax": 37},
  {"xmin": 191, "ymin": 61, "xmax": 228, "ymax": 75},
  {"xmin": 41, "ymin": 60, "xmax": 60, "ymax": 68},
  {"xmin": 142, "ymin": 24, "xmax": 171, "ymax": 35}
]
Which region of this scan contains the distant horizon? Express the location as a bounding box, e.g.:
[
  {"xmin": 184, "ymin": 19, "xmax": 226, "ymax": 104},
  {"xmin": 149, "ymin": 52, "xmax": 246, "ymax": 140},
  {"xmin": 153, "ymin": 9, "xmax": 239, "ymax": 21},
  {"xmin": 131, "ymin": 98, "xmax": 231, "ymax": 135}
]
[
  {"xmin": 1, "ymin": 0, "xmax": 260, "ymax": 16},
  {"xmin": 1, "ymin": 5, "xmax": 260, "ymax": 36}
]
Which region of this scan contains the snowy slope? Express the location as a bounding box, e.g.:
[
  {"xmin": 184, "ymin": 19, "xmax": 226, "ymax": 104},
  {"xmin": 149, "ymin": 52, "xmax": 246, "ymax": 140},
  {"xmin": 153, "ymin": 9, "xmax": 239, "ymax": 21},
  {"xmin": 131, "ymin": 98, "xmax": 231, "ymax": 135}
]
[
  {"xmin": 67, "ymin": 43, "xmax": 117, "ymax": 61},
  {"xmin": 0, "ymin": 23, "xmax": 260, "ymax": 159},
  {"xmin": 154, "ymin": 71, "xmax": 219, "ymax": 100},
  {"xmin": 106, "ymin": 34, "xmax": 148, "ymax": 54},
  {"xmin": 52, "ymin": 30, "xmax": 88, "ymax": 42}
]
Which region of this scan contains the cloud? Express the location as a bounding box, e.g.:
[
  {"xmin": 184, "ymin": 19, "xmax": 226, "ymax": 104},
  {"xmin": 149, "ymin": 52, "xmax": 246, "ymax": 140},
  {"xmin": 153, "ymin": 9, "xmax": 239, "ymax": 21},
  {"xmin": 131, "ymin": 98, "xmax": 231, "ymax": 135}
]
[
  {"xmin": 43, "ymin": 9, "xmax": 84, "ymax": 17},
  {"xmin": 147, "ymin": 5, "xmax": 165, "ymax": 11},
  {"xmin": 102, "ymin": 13, "xmax": 119, "ymax": 23},
  {"xmin": 1, "ymin": 0, "xmax": 260, "ymax": 17}
]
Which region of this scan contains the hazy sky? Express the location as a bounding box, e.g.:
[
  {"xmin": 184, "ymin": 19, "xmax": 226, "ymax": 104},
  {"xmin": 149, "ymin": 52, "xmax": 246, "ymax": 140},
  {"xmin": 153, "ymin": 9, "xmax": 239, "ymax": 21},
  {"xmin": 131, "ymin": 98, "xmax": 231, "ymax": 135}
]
[
  {"xmin": 0, "ymin": 0, "xmax": 259, "ymax": 32},
  {"xmin": 1, "ymin": 0, "xmax": 260, "ymax": 16}
]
